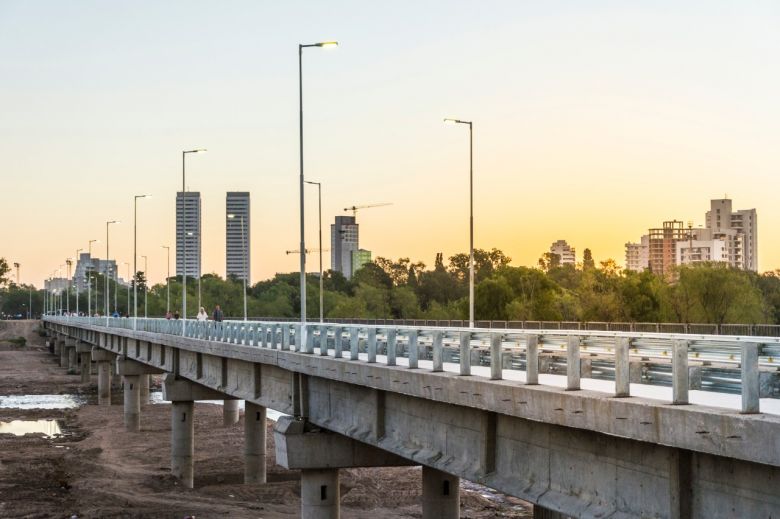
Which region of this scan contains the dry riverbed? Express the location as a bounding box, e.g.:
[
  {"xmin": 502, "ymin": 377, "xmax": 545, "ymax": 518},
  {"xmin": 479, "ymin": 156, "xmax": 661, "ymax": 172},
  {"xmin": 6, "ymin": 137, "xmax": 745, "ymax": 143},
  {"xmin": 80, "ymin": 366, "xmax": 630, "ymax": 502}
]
[{"xmin": 0, "ymin": 321, "xmax": 531, "ymax": 518}]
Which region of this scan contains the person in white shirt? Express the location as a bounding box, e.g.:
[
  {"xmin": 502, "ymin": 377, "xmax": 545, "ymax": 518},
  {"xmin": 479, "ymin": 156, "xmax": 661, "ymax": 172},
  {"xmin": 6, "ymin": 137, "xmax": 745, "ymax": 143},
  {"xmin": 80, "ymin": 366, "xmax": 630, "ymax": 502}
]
[{"xmin": 196, "ymin": 307, "xmax": 208, "ymax": 321}]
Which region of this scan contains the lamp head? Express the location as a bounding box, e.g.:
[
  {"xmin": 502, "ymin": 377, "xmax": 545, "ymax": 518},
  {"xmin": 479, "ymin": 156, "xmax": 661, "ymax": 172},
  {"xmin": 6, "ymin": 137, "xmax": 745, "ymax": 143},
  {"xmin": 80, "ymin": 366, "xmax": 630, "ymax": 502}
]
[{"xmin": 317, "ymin": 41, "xmax": 338, "ymax": 48}]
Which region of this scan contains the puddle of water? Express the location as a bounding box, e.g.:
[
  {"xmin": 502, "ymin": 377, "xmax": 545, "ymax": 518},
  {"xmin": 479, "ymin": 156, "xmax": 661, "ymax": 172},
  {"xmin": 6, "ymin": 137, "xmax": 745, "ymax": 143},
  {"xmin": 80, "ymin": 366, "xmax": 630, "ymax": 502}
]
[
  {"xmin": 149, "ymin": 391, "xmax": 287, "ymax": 422},
  {"xmin": 0, "ymin": 419, "xmax": 62, "ymax": 437},
  {"xmin": 0, "ymin": 394, "xmax": 84, "ymax": 409}
]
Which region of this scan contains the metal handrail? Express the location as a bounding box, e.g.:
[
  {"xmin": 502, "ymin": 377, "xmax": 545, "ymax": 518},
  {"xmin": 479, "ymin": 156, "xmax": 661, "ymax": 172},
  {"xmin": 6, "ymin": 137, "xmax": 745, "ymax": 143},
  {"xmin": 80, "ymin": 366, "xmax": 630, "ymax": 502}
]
[{"xmin": 44, "ymin": 315, "xmax": 775, "ymax": 413}]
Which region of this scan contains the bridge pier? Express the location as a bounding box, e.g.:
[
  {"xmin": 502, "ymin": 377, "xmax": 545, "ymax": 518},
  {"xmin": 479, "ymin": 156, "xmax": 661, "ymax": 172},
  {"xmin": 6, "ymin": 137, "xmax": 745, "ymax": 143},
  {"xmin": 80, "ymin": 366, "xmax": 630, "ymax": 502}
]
[
  {"xmin": 223, "ymin": 399, "xmax": 240, "ymax": 426},
  {"xmin": 244, "ymin": 402, "xmax": 267, "ymax": 483},
  {"xmin": 162, "ymin": 374, "xmax": 229, "ymax": 488},
  {"xmin": 76, "ymin": 341, "xmax": 92, "ymax": 384},
  {"xmin": 116, "ymin": 356, "xmax": 164, "ymax": 431},
  {"xmin": 52, "ymin": 334, "xmax": 62, "ymax": 356},
  {"xmin": 66, "ymin": 341, "xmax": 78, "ymax": 372},
  {"xmin": 422, "ymin": 466, "xmax": 460, "ymax": 519},
  {"xmin": 140, "ymin": 374, "xmax": 150, "ymax": 403},
  {"xmin": 274, "ymin": 416, "xmax": 415, "ymax": 519},
  {"xmin": 92, "ymin": 347, "xmax": 115, "ymax": 405}
]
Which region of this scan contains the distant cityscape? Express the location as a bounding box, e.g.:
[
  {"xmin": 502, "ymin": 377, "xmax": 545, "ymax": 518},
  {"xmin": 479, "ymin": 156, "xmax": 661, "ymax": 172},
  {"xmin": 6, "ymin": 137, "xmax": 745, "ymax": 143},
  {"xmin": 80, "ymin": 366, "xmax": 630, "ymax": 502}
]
[{"xmin": 547, "ymin": 197, "xmax": 758, "ymax": 278}]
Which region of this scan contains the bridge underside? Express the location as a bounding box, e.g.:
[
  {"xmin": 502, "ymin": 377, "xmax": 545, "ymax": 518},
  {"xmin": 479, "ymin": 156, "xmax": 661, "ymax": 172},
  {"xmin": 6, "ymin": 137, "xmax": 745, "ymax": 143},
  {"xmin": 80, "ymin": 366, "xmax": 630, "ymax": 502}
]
[{"xmin": 48, "ymin": 322, "xmax": 780, "ymax": 519}]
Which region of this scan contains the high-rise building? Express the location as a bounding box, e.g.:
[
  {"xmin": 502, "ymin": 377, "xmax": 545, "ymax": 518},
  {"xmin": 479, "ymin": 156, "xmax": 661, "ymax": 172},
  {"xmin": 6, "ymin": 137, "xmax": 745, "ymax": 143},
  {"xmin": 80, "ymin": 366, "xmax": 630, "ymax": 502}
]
[
  {"xmin": 625, "ymin": 235, "xmax": 650, "ymax": 272},
  {"xmin": 331, "ymin": 215, "xmax": 359, "ymax": 279},
  {"xmin": 549, "ymin": 240, "xmax": 576, "ymax": 266},
  {"xmin": 351, "ymin": 249, "xmax": 372, "ymax": 274},
  {"xmin": 176, "ymin": 192, "xmax": 201, "ymax": 278},
  {"xmin": 73, "ymin": 252, "xmax": 118, "ymax": 291},
  {"xmin": 704, "ymin": 198, "xmax": 757, "ymax": 272},
  {"xmin": 648, "ymin": 220, "xmax": 688, "ymax": 278},
  {"xmin": 226, "ymin": 192, "xmax": 251, "ymax": 283}
]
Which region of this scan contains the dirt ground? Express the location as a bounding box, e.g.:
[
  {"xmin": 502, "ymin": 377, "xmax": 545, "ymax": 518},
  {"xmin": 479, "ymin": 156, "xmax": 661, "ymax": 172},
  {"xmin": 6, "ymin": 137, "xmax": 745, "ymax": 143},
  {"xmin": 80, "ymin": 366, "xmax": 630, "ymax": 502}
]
[{"xmin": 0, "ymin": 321, "xmax": 531, "ymax": 518}]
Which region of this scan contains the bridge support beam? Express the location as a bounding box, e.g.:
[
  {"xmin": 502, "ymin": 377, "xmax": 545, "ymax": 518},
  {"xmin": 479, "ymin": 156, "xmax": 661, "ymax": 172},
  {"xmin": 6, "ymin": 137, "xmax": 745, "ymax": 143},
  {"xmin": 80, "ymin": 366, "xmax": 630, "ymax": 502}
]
[
  {"xmin": 223, "ymin": 399, "xmax": 240, "ymax": 426},
  {"xmin": 116, "ymin": 356, "xmax": 165, "ymax": 431},
  {"xmin": 162, "ymin": 374, "xmax": 230, "ymax": 488},
  {"xmin": 422, "ymin": 466, "xmax": 460, "ymax": 519},
  {"xmin": 244, "ymin": 402, "xmax": 267, "ymax": 484},
  {"xmin": 275, "ymin": 416, "xmax": 415, "ymax": 518}
]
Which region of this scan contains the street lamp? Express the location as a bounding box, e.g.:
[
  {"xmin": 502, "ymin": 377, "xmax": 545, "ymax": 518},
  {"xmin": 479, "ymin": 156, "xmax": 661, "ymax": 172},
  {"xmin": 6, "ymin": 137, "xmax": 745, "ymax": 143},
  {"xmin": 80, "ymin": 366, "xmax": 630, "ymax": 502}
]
[
  {"xmin": 142, "ymin": 255, "xmax": 148, "ymax": 318},
  {"xmin": 106, "ymin": 220, "xmax": 120, "ymax": 323},
  {"xmin": 75, "ymin": 248, "xmax": 83, "ymax": 315},
  {"xmin": 304, "ymin": 181, "xmax": 324, "ymax": 322},
  {"xmin": 227, "ymin": 214, "xmax": 248, "ymax": 321},
  {"xmin": 444, "ymin": 118, "xmax": 475, "ymax": 328},
  {"xmin": 181, "ymin": 148, "xmax": 206, "ymax": 334},
  {"xmin": 299, "ymin": 41, "xmax": 338, "ymax": 339},
  {"xmin": 134, "ymin": 194, "xmax": 151, "ymax": 328},
  {"xmin": 124, "ymin": 262, "xmax": 131, "ymax": 317},
  {"xmin": 65, "ymin": 258, "xmax": 72, "ymax": 315},
  {"xmin": 161, "ymin": 245, "xmax": 171, "ymax": 314}
]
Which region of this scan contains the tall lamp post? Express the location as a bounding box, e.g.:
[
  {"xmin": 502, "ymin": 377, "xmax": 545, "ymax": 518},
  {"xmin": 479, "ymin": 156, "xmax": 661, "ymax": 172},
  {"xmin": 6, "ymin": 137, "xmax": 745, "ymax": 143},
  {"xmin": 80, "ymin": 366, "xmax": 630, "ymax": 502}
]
[
  {"xmin": 181, "ymin": 148, "xmax": 206, "ymax": 335},
  {"xmin": 228, "ymin": 214, "xmax": 248, "ymax": 321},
  {"xmin": 88, "ymin": 239, "xmax": 98, "ymax": 317},
  {"xmin": 105, "ymin": 220, "xmax": 119, "ymax": 323},
  {"xmin": 142, "ymin": 255, "xmax": 148, "ymax": 318},
  {"xmin": 161, "ymin": 245, "xmax": 171, "ymax": 314},
  {"xmin": 65, "ymin": 259, "xmax": 72, "ymax": 315},
  {"xmin": 134, "ymin": 194, "xmax": 151, "ymax": 328},
  {"xmin": 444, "ymin": 118, "xmax": 475, "ymax": 328},
  {"xmin": 304, "ymin": 181, "xmax": 324, "ymax": 322},
  {"xmin": 124, "ymin": 262, "xmax": 131, "ymax": 316},
  {"xmin": 75, "ymin": 249, "xmax": 83, "ymax": 315},
  {"xmin": 299, "ymin": 41, "xmax": 337, "ymax": 338}
]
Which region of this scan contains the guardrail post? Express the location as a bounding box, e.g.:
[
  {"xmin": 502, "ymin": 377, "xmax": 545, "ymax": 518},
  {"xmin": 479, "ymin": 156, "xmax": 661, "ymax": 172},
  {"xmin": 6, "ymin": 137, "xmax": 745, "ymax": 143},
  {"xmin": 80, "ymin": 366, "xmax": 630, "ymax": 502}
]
[
  {"xmin": 350, "ymin": 328, "xmax": 360, "ymax": 360},
  {"xmin": 526, "ymin": 335, "xmax": 539, "ymax": 385},
  {"xmin": 304, "ymin": 325, "xmax": 314, "ymax": 354},
  {"xmin": 367, "ymin": 328, "xmax": 377, "ymax": 363},
  {"xmin": 459, "ymin": 331, "xmax": 471, "ymax": 375},
  {"xmin": 615, "ymin": 337, "xmax": 630, "ymax": 397},
  {"xmin": 386, "ymin": 329, "xmax": 397, "ymax": 366},
  {"xmin": 566, "ymin": 336, "xmax": 581, "ymax": 391},
  {"xmin": 282, "ymin": 325, "xmax": 291, "ymax": 351},
  {"xmin": 334, "ymin": 327, "xmax": 343, "ymax": 358},
  {"xmin": 319, "ymin": 325, "xmax": 328, "ymax": 357},
  {"xmin": 672, "ymin": 340, "xmax": 689, "ymax": 405},
  {"xmin": 741, "ymin": 342, "xmax": 760, "ymax": 414},
  {"xmin": 408, "ymin": 330, "xmax": 418, "ymax": 369},
  {"xmin": 432, "ymin": 331, "xmax": 444, "ymax": 372},
  {"xmin": 490, "ymin": 333, "xmax": 502, "ymax": 380}
]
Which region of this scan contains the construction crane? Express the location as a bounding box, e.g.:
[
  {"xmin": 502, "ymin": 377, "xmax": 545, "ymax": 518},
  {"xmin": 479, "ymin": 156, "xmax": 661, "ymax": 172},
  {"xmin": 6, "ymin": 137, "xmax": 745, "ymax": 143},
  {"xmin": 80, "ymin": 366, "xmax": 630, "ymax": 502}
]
[
  {"xmin": 343, "ymin": 203, "xmax": 392, "ymax": 218},
  {"xmin": 285, "ymin": 248, "xmax": 329, "ymax": 255}
]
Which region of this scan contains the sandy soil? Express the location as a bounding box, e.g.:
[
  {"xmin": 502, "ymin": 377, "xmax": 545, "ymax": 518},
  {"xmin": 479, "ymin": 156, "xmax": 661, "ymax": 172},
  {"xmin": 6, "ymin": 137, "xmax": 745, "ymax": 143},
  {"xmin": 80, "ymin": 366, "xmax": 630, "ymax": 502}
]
[{"xmin": 0, "ymin": 321, "xmax": 531, "ymax": 518}]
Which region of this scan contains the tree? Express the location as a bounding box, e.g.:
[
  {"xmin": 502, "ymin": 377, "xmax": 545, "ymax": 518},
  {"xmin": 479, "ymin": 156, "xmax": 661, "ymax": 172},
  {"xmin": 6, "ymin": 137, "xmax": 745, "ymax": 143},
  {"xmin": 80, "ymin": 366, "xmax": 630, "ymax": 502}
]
[
  {"xmin": 352, "ymin": 263, "xmax": 393, "ymax": 289},
  {"xmin": 582, "ymin": 249, "xmax": 595, "ymax": 270},
  {"xmin": 675, "ymin": 264, "xmax": 765, "ymax": 324},
  {"xmin": 475, "ymin": 278, "xmax": 513, "ymax": 320},
  {"xmin": 538, "ymin": 252, "xmax": 561, "ymax": 272},
  {"xmin": 0, "ymin": 258, "xmax": 9, "ymax": 288}
]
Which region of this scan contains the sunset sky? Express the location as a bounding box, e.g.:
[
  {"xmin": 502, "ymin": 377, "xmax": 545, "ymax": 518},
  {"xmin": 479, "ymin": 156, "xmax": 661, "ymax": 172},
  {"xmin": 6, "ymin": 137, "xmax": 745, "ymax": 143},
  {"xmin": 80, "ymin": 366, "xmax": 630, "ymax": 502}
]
[{"xmin": 2, "ymin": 1, "xmax": 779, "ymax": 286}]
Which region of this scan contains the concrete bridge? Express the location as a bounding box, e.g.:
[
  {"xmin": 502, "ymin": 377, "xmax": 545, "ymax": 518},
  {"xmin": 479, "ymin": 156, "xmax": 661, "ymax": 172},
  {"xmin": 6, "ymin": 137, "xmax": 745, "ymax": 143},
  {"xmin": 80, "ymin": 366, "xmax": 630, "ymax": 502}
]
[{"xmin": 42, "ymin": 316, "xmax": 780, "ymax": 518}]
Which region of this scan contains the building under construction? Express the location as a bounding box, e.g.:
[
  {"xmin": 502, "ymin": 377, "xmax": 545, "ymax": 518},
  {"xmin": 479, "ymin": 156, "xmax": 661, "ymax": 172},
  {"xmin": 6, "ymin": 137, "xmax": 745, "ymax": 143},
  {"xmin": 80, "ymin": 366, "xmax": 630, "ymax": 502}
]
[{"xmin": 648, "ymin": 220, "xmax": 690, "ymax": 278}]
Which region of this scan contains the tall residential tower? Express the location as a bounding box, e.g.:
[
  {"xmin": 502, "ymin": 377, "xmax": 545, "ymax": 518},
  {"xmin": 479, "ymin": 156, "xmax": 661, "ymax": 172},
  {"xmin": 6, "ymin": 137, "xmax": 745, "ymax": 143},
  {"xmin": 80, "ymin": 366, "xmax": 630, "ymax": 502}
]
[
  {"xmin": 226, "ymin": 192, "xmax": 251, "ymax": 283},
  {"xmin": 176, "ymin": 191, "xmax": 201, "ymax": 278},
  {"xmin": 331, "ymin": 215, "xmax": 359, "ymax": 279}
]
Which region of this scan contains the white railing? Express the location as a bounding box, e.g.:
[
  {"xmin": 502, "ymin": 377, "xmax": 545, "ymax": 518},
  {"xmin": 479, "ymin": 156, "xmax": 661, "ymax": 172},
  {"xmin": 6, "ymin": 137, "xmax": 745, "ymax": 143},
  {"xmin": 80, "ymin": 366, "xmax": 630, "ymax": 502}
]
[{"xmin": 44, "ymin": 316, "xmax": 779, "ymax": 413}]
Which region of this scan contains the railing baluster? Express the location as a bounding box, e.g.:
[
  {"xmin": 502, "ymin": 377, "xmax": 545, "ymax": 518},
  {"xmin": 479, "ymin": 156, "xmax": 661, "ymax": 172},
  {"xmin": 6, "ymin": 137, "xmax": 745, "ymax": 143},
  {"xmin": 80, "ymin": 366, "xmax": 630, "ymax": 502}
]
[
  {"xmin": 459, "ymin": 331, "xmax": 471, "ymax": 375},
  {"xmin": 615, "ymin": 337, "xmax": 630, "ymax": 397},
  {"xmin": 319, "ymin": 325, "xmax": 328, "ymax": 357},
  {"xmin": 350, "ymin": 327, "xmax": 359, "ymax": 360},
  {"xmin": 408, "ymin": 330, "xmax": 418, "ymax": 369},
  {"xmin": 386, "ymin": 329, "xmax": 397, "ymax": 366},
  {"xmin": 334, "ymin": 327, "xmax": 343, "ymax": 358},
  {"xmin": 525, "ymin": 335, "xmax": 539, "ymax": 385},
  {"xmin": 282, "ymin": 325, "xmax": 290, "ymax": 351},
  {"xmin": 741, "ymin": 342, "xmax": 759, "ymax": 414},
  {"xmin": 566, "ymin": 336, "xmax": 581, "ymax": 391},
  {"xmin": 490, "ymin": 333, "xmax": 502, "ymax": 380},
  {"xmin": 367, "ymin": 328, "xmax": 377, "ymax": 363},
  {"xmin": 672, "ymin": 340, "xmax": 689, "ymax": 405},
  {"xmin": 432, "ymin": 331, "xmax": 443, "ymax": 372}
]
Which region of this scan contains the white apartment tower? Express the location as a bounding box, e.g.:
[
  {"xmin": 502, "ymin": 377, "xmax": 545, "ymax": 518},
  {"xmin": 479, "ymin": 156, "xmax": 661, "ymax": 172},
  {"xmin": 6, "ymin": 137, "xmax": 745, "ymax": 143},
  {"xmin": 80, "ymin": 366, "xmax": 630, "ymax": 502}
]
[
  {"xmin": 705, "ymin": 198, "xmax": 757, "ymax": 272},
  {"xmin": 331, "ymin": 215, "xmax": 359, "ymax": 279},
  {"xmin": 176, "ymin": 192, "xmax": 202, "ymax": 278},
  {"xmin": 625, "ymin": 235, "xmax": 650, "ymax": 272},
  {"xmin": 226, "ymin": 192, "xmax": 251, "ymax": 283},
  {"xmin": 549, "ymin": 240, "xmax": 576, "ymax": 266}
]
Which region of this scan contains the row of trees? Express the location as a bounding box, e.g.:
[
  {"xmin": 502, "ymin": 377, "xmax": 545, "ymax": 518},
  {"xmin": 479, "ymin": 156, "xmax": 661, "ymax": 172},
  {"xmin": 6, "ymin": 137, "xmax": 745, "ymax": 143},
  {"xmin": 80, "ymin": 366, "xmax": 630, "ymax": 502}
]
[{"xmin": 3, "ymin": 251, "xmax": 780, "ymax": 325}]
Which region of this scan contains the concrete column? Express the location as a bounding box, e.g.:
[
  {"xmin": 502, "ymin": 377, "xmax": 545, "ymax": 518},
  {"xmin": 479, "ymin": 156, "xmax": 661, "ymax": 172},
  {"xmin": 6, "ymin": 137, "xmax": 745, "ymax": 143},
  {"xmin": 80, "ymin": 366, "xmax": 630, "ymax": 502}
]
[
  {"xmin": 672, "ymin": 340, "xmax": 689, "ymax": 405},
  {"xmin": 224, "ymin": 399, "xmax": 240, "ymax": 426},
  {"xmin": 614, "ymin": 337, "xmax": 630, "ymax": 397},
  {"xmin": 111, "ymin": 362, "xmax": 122, "ymax": 390},
  {"xmin": 80, "ymin": 350, "xmax": 92, "ymax": 384},
  {"xmin": 53, "ymin": 338, "xmax": 62, "ymax": 356},
  {"xmin": 533, "ymin": 505, "xmax": 569, "ymax": 518},
  {"xmin": 123, "ymin": 375, "xmax": 141, "ymax": 432},
  {"xmin": 67, "ymin": 347, "xmax": 77, "ymax": 372},
  {"xmin": 98, "ymin": 361, "xmax": 111, "ymax": 405},
  {"xmin": 171, "ymin": 401, "xmax": 195, "ymax": 488},
  {"xmin": 526, "ymin": 335, "xmax": 539, "ymax": 384},
  {"xmin": 741, "ymin": 342, "xmax": 760, "ymax": 414},
  {"xmin": 244, "ymin": 402, "xmax": 267, "ymax": 484},
  {"xmin": 59, "ymin": 342, "xmax": 68, "ymax": 367},
  {"xmin": 566, "ymin": 336, "xmax": 580, "ymax": 390},
  {"xmin": 422, "ymin": 466, "xmax": 459, "ymax": 519},
  {"xmin": 140, "ymin": 374, "xmax": 150, "ymax": 403},
  {"xmin": 301, "ymin": 468, "xmax": 340, "ymax": 519}
]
